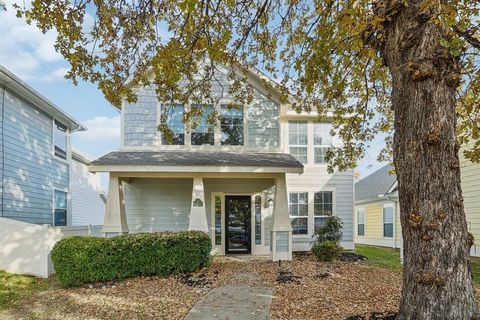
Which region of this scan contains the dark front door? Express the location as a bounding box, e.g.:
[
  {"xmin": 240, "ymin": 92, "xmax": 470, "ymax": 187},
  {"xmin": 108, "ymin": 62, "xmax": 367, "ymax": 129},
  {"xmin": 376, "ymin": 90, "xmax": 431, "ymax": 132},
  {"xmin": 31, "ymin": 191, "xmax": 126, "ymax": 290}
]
[{"xmin": 225, "ymin": 196, "xmax": 251, "ymax": 254}]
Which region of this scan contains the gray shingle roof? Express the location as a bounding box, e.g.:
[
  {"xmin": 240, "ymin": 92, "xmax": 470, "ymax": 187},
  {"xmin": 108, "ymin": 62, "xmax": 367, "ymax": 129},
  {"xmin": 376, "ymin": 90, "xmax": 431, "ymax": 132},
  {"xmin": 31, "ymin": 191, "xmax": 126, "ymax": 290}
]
[
  {"xmin": 89, "ymin": 151, "xmax": 303, "ymax": 169},
  {"xmin": 355, "ymin": 164, "xmax": 396, "ymax": 202}
]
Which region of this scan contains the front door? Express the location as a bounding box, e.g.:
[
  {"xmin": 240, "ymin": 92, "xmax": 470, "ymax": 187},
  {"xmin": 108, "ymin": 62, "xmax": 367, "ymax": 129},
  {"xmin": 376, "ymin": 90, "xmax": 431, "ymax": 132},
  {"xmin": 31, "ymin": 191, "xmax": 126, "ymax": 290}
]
[{"xmin": 225, "ymin": 196, "xmax": 251, "ymax": 254}]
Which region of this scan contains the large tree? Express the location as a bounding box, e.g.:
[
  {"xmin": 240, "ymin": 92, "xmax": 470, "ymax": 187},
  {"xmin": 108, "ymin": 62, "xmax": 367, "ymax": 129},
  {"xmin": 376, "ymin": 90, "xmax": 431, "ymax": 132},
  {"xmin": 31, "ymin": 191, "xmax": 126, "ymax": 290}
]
[{"xmin": 13, "ymin": 0, "xmax": 480, "ymax": 318}]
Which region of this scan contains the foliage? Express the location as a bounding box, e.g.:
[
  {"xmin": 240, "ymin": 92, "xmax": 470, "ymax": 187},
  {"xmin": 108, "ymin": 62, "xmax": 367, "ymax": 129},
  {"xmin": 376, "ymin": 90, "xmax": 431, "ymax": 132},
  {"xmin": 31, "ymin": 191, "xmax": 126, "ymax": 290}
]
[
  {"xmin": 51, "ymin": 231, "xmax": 211, "ymax": 287},
  {"xmin": 311, "ymin": 240, "xmax": 343, "ymax": 262},
  {"xmin": 0, "ymin": 270, "xmax": 47, "ymax": 310},
  {"xmin": 10, "ymin": 0, "xmax": 479, "ymax": 170}
]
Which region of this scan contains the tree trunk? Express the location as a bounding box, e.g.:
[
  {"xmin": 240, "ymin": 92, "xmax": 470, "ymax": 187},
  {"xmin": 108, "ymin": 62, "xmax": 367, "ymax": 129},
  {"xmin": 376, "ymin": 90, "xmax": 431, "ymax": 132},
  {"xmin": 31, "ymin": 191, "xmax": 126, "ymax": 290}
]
[{"xmin": 382, "ymin": 1, "xmax": 479, "ymax": 319}]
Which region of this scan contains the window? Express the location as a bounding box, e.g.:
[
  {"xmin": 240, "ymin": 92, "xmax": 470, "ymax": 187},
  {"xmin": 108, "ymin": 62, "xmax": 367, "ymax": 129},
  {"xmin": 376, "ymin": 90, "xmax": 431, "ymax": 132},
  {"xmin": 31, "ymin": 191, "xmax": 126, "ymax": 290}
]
[
  {"xmin": 54, "ymin": 190, "xmax": 67, "ymax": 226},
  {"xmin": 313, "ymin": 122, "xmax": 332, "ymax": 164},
  {"xmin": 191, "ymin": 105, "xmax": 215, "ymax": 145},
  {"xmin": 314, "ymin": 191, "xmax": 333, "ymax": 231},
  {"xmin": 161, "ymin": 105, "xmax": 185, "ymax": 145},
  {"xmin": 54, "ymin": 120, "xmax": 67, "ymax": 159},
  {"xmin": 289, "ymin": 121, "xmax": 308, "ymax": 164},
  {"xmin": 255, "ymin": 195, "xmax": 262, "ymax": 245},
  {"xmin": 383, "ymin": 203, "xmax": 394, "ymax": 238},
  {"xmin": 214, "ymin": 196, "xmax": 222, "ymax": 245},
  {"xmin": 357, "ymin": 207, "xmax": 365, "ymax": 236},
  {"xmin": 221, "ymin": 106, "xmax": 244, "ymax": 145},
  {"xmin": 289, "ymin": 192, "xmax": 308, "ymax": 235}
]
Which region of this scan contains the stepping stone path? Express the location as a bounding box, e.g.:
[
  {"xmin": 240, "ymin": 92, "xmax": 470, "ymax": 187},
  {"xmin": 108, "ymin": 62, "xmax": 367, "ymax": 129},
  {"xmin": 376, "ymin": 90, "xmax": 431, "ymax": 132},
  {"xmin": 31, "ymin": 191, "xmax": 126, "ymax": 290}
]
[{"xmin": 185, "ymin": 272, "xmax": 273, "ymax": 320}]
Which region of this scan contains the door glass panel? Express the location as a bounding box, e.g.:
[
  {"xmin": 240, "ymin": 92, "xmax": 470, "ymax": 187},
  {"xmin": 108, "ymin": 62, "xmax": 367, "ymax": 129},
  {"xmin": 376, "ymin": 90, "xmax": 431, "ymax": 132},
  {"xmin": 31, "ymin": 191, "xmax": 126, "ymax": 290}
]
[
  {"xmin": 225, "ymin": 196, "xmax": 251, "ymax": 253},
  {"xmin": 215, "ymin": 196, "xmax": 222, "ymax": 245}
]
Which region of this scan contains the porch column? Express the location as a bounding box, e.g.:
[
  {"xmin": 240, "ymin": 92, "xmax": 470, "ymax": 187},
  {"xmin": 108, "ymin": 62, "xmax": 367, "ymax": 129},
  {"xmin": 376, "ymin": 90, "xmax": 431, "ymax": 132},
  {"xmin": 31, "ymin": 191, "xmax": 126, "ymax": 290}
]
[
  {"xmin": 102, "ymin": 174, "xmax": 129, "ymax": 235},
  {"xmin": 188, "ymin": 176, "xmax": 208, "ymax": 232},
  {"xmin": 271, "ymin": 173, "xmax": 293, "ymax": 261}
]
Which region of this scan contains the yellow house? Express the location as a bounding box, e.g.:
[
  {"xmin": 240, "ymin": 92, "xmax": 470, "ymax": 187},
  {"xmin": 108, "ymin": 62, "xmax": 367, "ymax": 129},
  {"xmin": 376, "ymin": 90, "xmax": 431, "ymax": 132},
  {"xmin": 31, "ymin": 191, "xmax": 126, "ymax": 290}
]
[{"xmin": 355, "ymin": 158, "xmax": 480, "ymax": 256}]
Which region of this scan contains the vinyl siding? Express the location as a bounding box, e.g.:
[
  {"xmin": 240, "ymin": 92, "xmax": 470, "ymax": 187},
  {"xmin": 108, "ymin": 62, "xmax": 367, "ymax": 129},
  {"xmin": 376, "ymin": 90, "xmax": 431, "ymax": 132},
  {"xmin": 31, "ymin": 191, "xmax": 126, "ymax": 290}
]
[
  {"xmin": 123, "ymin": 86, "xmax": 158, "ymax": 146},
  {"xmin": 460, "ymin": 153, "xmax": 480, "ymax": 253},
  {"xmin": 0, "ymin": 87, "xmax": 69, "ymax": 225},
  {"xmin": 123, "ymin": 178, "xmax": 193, "ymax": 232},
  {"xmin": 70, "ymin": 158, "xmax": 105, "ymax": 226}
]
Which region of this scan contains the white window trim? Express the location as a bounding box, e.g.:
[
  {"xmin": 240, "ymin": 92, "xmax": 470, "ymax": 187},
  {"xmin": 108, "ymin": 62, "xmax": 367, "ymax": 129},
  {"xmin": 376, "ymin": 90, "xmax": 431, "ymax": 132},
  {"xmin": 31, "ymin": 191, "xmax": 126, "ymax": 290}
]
[
  {"xmin": 210, "ymin": 192, "xmax": 225, "ymax": 255},
  {"xmin": 288, "ymin": 191, "xmax": 309, "ymax": 236},
  {"xmin": 313, "ymin": 189, "xmax": 335, "ymax": 231},
  {"xmin": 52, "ymin": 188, "xmax": 69, "ymax": 227},
  {"xmin": 357, "ymin": 207, "xmax": 366, "ymax": 237},
  {"xmin": 287, "ymin": 121, "xmax": 308, "ymax": 164},
  {"xmin": 52, "ymin": 119, "xmax": 70, "ymax": 163},
  {"xmin": 382, "ymin": 203, "xmax": 394, "ymax": 238}
]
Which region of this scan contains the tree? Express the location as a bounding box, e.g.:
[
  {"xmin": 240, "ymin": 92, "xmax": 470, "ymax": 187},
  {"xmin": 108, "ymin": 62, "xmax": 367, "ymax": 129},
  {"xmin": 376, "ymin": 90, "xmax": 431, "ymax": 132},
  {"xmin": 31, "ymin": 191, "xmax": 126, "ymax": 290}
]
[{"xmin": 12, "ymin": 0, "xmax": 480, "ymax": 318}]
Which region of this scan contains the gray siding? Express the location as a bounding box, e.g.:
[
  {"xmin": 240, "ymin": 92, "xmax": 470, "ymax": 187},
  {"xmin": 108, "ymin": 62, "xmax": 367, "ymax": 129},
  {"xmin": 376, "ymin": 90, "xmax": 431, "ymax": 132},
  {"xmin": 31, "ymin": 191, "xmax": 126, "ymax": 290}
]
[
  {"xmin": 124, "ymin": 178, "xmax": 193, "ymax": 232},
  {"xmin": 276, "ymin": 231, "xmax": 289, "ymax": 252},
  {"xmin": 123, "ymin": 86, "xmax": 157, "ymax": 147},
  {"xmin": 0, "ymin": 87, "xmax": 69, "ymax": 224}
]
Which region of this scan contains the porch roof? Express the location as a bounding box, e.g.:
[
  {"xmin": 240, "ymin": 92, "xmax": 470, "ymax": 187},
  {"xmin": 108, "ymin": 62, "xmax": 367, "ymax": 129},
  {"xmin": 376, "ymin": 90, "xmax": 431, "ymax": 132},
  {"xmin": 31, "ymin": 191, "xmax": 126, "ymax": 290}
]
[{"xmin": 89, "ymin": 151, "xmax": 304, "ymax": 174}]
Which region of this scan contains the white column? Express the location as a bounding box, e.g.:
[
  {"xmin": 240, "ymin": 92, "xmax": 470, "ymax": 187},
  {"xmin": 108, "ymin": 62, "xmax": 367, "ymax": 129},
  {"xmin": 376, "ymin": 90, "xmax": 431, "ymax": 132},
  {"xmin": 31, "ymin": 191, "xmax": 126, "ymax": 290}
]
[
  {"xmin": 102, "ymin": 174, "xmax": 129, "ymax": 235},
  {"xmin": 188, "ymin": 176, "xmax": 208, "ymax": 232},
  {"xmin": 271, "ymin": 173, "xmax": 293, "ymax": 261}
]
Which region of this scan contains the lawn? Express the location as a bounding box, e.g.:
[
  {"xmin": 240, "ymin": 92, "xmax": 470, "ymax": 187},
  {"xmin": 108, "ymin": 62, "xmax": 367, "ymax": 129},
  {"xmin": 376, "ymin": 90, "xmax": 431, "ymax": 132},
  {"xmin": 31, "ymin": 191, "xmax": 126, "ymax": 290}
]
[{"xmin": 0, "ymin": 270, "xmax": 47, "ymax": 311}]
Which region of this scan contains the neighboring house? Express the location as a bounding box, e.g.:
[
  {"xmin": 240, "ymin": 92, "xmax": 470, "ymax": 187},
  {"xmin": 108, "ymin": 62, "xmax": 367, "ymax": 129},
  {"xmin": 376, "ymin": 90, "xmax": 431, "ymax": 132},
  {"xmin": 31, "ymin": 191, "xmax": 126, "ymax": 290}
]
[
  {"xmin": 354, "ymin": 158, "xmax": 480, "ymax": 256},
  {"xmin": 0, "ymin": 65, "xmax": 104, "ymax": 227},
  {"xmin": 89, "ymin": 66, "xmax": 355, "ymax": 261}
]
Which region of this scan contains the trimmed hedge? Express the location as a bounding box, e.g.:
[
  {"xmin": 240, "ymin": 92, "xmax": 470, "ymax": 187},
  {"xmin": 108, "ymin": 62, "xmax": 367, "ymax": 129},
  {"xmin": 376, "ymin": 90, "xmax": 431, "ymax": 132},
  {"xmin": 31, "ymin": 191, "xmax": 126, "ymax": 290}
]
[{"xmin": 51, "ymin": 231, "xmax": 211, "ymax": 287}]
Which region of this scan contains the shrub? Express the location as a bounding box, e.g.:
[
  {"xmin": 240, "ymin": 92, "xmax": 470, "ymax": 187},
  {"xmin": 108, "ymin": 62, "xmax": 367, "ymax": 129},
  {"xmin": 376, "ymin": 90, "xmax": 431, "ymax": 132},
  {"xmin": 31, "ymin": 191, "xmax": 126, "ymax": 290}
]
[
  {"xmin": 51, "ymin": 231, "xmax": 211, "ymax": 287},
  {"xmin": 312, "ymin": 240, "xmax": 343, "ymax": 261}
]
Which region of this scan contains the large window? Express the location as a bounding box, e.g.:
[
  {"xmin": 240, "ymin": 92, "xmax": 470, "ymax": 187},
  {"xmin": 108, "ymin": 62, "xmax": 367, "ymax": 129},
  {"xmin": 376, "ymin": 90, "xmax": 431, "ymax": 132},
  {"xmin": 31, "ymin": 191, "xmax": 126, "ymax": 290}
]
[
  {"xmin": 357, "ymin": 207, "xmax": 365, "ymax": 236},
  {"xmin": 191, "ymin": 105, "xmax": 215, "ymax": 145},
  {"xmin": 54, "ymin": 190, "xmax": 67, "ymax": 226},
  {"xmin": 383, "ymin": 203, "xmax": 394, "ymax": 238},
  {"xmin": 289, "ymin": 192, "xmax": 308, "ymax": 235},
  {"xmin": 313, "ymin": 122, "xmax": 332, "ymax": 164},
  {"xmin": 54, "ymin": 120, "xmax": 67, "ymax": 159},
  {"xmin": 161, "ymin": 105, "xmax": 185, "ymax": 145},
  {"xmin": 221, "ymin": 106, "xmax": 244, "ymax": 145},
  {"xmin": 289, "ymin": 121, "xmax": 308, "ymax": 164},
  {"xmin": 255, "ymin": 195, "xmax": 262, "ymax": 245},
  {"xmin": 314, "ymin": 191, "xmax": 333, "ymax": 231}
]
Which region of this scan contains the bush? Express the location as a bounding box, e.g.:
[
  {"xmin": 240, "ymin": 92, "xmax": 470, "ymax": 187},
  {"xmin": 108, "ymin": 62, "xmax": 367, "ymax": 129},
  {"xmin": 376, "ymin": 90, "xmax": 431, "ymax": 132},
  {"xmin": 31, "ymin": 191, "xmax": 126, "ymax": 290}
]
[
  {"xmin": 51, "ymin": 231, "xmax": 211, "ymax": 287},
  {"xmin": 312, "ymin": 240, "xmax": 343, "ymax": 261}
]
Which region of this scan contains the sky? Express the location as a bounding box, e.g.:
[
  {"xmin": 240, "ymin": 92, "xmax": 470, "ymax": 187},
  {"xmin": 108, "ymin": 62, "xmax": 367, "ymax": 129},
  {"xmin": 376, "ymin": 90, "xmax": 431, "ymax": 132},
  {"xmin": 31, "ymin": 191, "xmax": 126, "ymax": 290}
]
[{"xmin": 0, "ymin": 4, "xmax": 387, "ymax": 190}]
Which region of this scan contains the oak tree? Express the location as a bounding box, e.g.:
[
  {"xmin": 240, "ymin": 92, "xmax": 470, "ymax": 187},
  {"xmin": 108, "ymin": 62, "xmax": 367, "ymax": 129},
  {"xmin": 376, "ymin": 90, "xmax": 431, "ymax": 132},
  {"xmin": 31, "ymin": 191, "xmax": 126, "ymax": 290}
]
[{"xmin": 12, "ymin": 0, "xmax": 480, "ymax": 318}]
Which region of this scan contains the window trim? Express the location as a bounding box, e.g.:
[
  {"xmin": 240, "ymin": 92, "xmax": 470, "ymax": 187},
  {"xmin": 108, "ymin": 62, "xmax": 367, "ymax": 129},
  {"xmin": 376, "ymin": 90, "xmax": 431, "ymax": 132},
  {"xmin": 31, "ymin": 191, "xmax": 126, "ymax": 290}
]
[
  {"xmin": 288, "ymin": 191, "xmax": 309, "ymax": 235},
  {"xmin": 313, "ymin": 190, "xmax": 335, "ymax": 233},
  {"xmin": 191, "ymin": 104, "xmax": 215, "ymax": 146},
  {"xmin": 357, "ymin": 207, "xmax": 365, "ymax": 237},
  {"xmin": 159, "ymin": 104, "xmax": 186, "ymax": 146},
  {"xmin": 53, "ymin": 189, "xmax": 68, "ymax": 227},
  {"xmin": 313, "ymin": 122, "xmax": 333, "ymax": 165},
  {"xmin": 52, "ymin": 119, "xmax": 69, "ymax": 162},
  {"xmin": 220, "ymin": 105, "xmax": 245, "ymax": 146},
  {"xmin": 383, "ymin": 203, "xmax": 394, "ymax": 238},
  {"xmin": 288, "ymin": 121, "xmax": 308, "ymax": 164}
]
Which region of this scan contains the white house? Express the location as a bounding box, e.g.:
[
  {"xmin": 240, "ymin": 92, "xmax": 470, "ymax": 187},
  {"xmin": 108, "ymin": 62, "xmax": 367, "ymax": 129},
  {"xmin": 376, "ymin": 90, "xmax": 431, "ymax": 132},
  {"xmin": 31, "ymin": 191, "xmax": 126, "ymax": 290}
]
[{"xmin": 89, "ymin": 67, "xmax": 355, "ymax": 261}]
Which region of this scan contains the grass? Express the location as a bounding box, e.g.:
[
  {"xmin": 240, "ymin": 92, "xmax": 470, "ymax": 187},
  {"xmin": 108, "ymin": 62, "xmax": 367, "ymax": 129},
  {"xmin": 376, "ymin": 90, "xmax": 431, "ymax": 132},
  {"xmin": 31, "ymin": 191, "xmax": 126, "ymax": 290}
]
[
  {"xmin": 355, "ymin": 244, "xmax": 480, "ymax": 284},
  {"xmin": 0, "ymin": 270, "xmax": 47, "ymax": 310}
]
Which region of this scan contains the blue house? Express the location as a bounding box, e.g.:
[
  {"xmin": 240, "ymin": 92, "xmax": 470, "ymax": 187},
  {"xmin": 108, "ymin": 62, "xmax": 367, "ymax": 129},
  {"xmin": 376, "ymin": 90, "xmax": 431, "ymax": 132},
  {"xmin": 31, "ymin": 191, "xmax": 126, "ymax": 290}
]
[{"xmin": 0, "ymin": 65, "xmax": 104, "ymax": 227}]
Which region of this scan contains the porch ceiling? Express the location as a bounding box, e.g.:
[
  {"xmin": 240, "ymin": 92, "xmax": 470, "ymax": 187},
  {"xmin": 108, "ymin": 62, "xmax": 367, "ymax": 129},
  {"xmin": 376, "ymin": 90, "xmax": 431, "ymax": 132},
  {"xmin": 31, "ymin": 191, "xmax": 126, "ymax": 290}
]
[{"xmin": 88, "ymin": 151, "xmax": 304, "ymax": 174}]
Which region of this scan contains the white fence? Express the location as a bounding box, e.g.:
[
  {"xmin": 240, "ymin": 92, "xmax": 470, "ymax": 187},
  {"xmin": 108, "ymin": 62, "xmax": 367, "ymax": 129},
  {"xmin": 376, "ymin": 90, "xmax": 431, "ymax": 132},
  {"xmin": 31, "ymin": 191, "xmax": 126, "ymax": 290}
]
[{"xmin": 0, "ymin": 217, "xmax": 103, "ymax": 278}]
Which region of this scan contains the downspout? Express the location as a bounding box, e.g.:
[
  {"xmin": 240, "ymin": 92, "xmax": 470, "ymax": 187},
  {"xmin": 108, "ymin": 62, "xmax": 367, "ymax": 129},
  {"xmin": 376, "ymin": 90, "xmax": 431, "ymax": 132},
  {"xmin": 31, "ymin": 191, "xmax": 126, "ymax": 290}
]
[{"xmin": 1, "ymin": 84, "xmax": 5, "ymax": 217}]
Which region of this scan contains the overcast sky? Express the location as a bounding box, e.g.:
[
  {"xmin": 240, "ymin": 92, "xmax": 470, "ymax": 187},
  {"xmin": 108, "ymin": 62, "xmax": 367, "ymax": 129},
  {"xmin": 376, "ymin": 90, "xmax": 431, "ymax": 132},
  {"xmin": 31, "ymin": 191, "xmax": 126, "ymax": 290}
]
[{"xmin": 0, "ymin": 4, "xmax": 387, "ymax": 190}]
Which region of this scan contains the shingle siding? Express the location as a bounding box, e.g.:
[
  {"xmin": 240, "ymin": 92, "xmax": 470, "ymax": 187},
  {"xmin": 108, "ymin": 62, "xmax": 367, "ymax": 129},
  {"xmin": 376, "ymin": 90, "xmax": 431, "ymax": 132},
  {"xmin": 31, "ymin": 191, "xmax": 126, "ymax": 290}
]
[{"xmin": 0, "ymin": 87, "xmax": 69, "ymax": 224}]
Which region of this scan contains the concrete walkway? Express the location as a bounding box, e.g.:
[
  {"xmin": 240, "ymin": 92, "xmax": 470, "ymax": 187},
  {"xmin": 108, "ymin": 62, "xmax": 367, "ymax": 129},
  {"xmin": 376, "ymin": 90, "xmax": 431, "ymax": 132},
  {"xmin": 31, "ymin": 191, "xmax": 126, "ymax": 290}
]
[{"xmin": 185, "ymin": 284, "xmax": 273, "ymax": 320}]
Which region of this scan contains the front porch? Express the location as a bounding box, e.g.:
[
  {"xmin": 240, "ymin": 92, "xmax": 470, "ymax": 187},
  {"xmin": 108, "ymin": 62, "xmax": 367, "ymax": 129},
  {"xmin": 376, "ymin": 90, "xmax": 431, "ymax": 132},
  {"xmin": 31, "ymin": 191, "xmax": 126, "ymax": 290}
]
[{"xmin": 89, "ymin": 151, "xmax": 304, "ymax": 261}]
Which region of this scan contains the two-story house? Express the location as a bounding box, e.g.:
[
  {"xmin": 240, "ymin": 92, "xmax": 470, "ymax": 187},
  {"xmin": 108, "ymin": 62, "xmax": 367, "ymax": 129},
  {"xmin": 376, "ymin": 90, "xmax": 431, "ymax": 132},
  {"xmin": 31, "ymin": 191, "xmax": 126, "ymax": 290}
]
[
  {"xmin": 89, "ymin": 67, "xmax": 355, "ymax": 260},
  {"xmin": 0, "ymin": 65, "xmax": 105, "ymax": 227}
]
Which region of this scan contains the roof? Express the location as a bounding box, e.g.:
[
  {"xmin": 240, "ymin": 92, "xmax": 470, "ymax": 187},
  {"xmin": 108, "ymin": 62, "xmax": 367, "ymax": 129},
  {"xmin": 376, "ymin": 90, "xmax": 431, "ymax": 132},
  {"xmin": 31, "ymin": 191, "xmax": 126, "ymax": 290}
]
[
  {"xmin": 0, "ymin": 65, "xmax": 86, "ymax": 131},
  {"xmin": 89, "ymin": 151, "xmax": 304, "ymax": 173},
  {"xmin": 355, "ymin": 164, "xmax": 397, "ymax": 202},
  {"xmin": 72, "ymin": 149, "xmax": 92, "ymax": 165}
]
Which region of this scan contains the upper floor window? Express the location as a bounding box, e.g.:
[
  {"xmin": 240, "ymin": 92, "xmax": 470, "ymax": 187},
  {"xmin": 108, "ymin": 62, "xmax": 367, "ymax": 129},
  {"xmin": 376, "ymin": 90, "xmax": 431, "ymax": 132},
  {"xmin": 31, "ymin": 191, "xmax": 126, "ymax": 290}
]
[
  {"xmin": 289, "ymin": 192, "xmax": 308, "ymax": 235},
  {"xmin": 221, "ymin": 106, "xmax": 244, "ymax": 146},
  {"xmin": 54, "ymin": 120, "xmax": 67, "ymax": 159},
  {"xmin": 161, "ymin": 105, "xmax": 185, "ymax": 145},
  {"xmin": 383, "ymin": 203, "xmax": 394, "ymax": 238},
  {"xmin": 289, "ymin": 121, "xmax": 307, "ymax": 164},
  {"xmin": 54, "ymin": 190, "xmax": 67, "ymax": 226},
  {"xmin": 191, "ymin": 105, "xmax": 215, "ymax": 146},
  {"xmin": 357, "ymin": 207, "xmax": 365, "ymax": 236},
  {"xmin": 314, "ymin": 191, "xmax": 333, "ymax": 231},
  {"xmin": 313, "ymin": 122, "xmax": 332, "ymax": 164}
]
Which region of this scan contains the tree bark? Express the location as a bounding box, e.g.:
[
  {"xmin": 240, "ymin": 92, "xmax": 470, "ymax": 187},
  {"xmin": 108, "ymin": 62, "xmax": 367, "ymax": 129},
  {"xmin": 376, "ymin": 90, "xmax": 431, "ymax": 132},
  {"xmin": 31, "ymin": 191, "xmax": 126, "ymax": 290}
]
[{"xmin": 382, "ymin": 1, "xmax": 479, "ymax": 319}]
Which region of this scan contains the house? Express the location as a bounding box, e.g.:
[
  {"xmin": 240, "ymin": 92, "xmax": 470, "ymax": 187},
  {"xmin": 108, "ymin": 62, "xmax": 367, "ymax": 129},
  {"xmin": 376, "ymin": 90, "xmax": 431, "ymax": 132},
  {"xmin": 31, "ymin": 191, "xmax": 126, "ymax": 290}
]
[
  {"xmin": 89, "ymin": 66, "xmax": 355, "ymax": 261},
  {"xmin": 0, "ymin": 65, "xmax": 105, "ymax": 227},
  {"xmin": 354, "ymin": 157, "xmax": 480, "ymax": 256}
]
